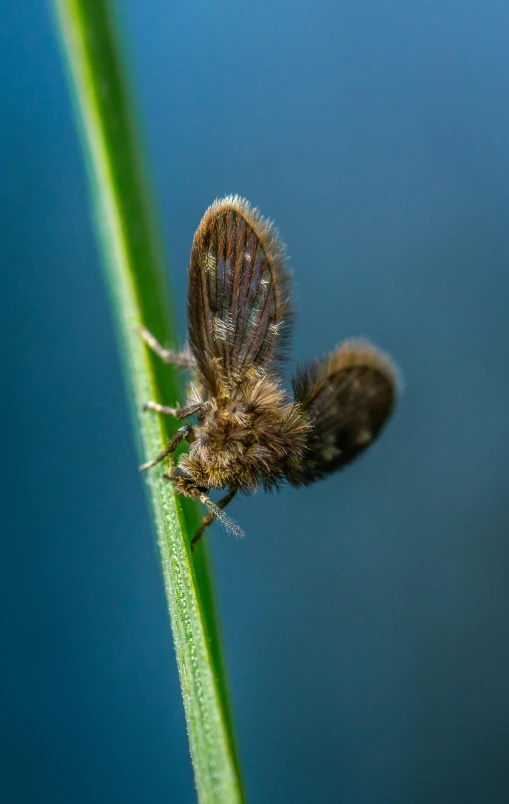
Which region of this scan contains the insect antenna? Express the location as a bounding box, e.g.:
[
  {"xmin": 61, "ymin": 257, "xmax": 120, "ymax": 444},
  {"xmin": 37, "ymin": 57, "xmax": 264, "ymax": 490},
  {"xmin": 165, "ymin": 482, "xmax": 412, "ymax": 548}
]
[{"xmin": 198, "ymin": 494, "xmax": 245, "ymax": 539}]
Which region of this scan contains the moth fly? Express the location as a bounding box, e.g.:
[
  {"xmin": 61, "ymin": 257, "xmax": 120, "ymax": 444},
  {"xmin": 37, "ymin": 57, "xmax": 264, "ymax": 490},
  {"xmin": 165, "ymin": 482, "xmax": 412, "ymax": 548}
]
[{"xmin": 139, "ymin": 196, "xmax": 397, "ymax": 549}]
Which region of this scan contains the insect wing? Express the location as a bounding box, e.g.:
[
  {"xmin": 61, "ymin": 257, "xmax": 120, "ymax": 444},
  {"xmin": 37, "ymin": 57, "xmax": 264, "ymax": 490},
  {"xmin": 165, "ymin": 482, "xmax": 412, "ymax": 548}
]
[
  {"xmin": 187, "ymin": 196, "xmax": 292, "ymax": 393},
  {"xmin": 288, "ymin": 340, "xmax": 397, "ymax": 485}
]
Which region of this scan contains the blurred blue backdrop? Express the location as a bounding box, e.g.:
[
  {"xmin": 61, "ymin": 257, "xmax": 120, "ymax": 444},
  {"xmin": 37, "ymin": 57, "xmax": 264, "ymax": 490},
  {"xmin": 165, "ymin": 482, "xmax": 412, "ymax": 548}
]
[{"xmin": 1, "ymin": 1, "xmax": 509, "ymax": 802}]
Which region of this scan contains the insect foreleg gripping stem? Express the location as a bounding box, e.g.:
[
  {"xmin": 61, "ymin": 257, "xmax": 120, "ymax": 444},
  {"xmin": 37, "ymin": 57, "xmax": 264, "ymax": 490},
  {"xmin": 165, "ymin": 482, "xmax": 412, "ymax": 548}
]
[{"xmin": 139, "ymin": 424, "xmax": 194, "ymax": 472}]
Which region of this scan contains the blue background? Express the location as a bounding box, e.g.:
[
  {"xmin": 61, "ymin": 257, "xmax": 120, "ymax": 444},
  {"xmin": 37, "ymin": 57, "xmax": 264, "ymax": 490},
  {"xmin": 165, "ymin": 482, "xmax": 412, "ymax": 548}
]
[{"xmin": 2, "ymin": 1, "xmax": 509, "ymax": 801}]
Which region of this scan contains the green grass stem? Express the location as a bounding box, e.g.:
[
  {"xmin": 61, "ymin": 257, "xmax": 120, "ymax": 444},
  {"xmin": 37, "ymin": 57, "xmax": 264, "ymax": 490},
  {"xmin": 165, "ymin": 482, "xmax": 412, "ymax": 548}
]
[{"xmin": 52, "ymin": 2, "xmax": 243, "ymax": 801}]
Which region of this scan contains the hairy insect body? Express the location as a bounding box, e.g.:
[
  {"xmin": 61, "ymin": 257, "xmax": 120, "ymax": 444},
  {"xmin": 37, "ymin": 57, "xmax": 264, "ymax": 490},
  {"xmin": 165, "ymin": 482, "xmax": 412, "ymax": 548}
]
[
  {"xmin": 174, "ymin": 376, "xmax": 310, "ymax": 497},
  {"xmin": 139, "ymin": 195, "xmax": 398, "ymax": 548}
]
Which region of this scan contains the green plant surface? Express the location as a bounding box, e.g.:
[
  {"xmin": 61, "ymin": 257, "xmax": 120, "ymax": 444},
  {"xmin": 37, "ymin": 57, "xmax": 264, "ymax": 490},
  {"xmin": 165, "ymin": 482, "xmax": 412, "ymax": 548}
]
[{"xmin": 52, "ymin": 1, "xmax": 243, "ymax": 801}]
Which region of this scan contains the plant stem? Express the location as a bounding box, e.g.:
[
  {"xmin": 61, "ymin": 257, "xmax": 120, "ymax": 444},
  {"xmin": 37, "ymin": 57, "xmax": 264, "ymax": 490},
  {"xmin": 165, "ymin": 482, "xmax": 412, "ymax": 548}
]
[{"xmin": 52, "ymin": 2, "xmax": 243, "ymax": 800}]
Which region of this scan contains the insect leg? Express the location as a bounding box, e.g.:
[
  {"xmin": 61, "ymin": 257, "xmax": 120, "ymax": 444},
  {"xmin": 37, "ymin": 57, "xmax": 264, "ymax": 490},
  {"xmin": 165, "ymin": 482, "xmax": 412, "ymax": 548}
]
[
  {"xmin": 137, "ymin": 325, "xmax": 196, "ymax": 370},
  {"xmin": 143, "ymin": 401, "xmax": 180, "ymax": 416},
  {"xmin": 143, "ymin": 400, "xmax": 209, "ymax": 418},
  {"xmin": 138, "ymin": 424, "xmax": 194, "ymax": 472},
  {"xmin": 191, "ymin": 489, "xmax": 239, "ymax": 550}
]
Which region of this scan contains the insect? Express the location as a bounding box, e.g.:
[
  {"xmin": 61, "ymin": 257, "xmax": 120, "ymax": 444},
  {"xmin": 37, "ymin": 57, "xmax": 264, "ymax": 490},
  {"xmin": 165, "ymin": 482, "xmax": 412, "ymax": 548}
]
[{"xmin": 139, "ymin": 196, "xmax": 397, "ymax": 549}]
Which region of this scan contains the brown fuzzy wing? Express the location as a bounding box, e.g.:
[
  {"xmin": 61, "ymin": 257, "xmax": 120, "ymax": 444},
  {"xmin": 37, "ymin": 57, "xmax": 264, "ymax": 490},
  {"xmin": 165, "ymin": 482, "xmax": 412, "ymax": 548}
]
[
  {"xmin": 287, "ymin": 340, "xmax": 397, "ymax": 486},
  {"xmin": 187, "ymin": 196, "xmax": 292, "ymax": 394}
]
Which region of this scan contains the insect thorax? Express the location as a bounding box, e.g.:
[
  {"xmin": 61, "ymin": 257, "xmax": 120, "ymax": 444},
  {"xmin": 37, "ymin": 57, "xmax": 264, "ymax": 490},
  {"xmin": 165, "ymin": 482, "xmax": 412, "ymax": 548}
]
[{"xmin": 177, "ymin": 376, "xmax": 310, "ymax": 493}]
